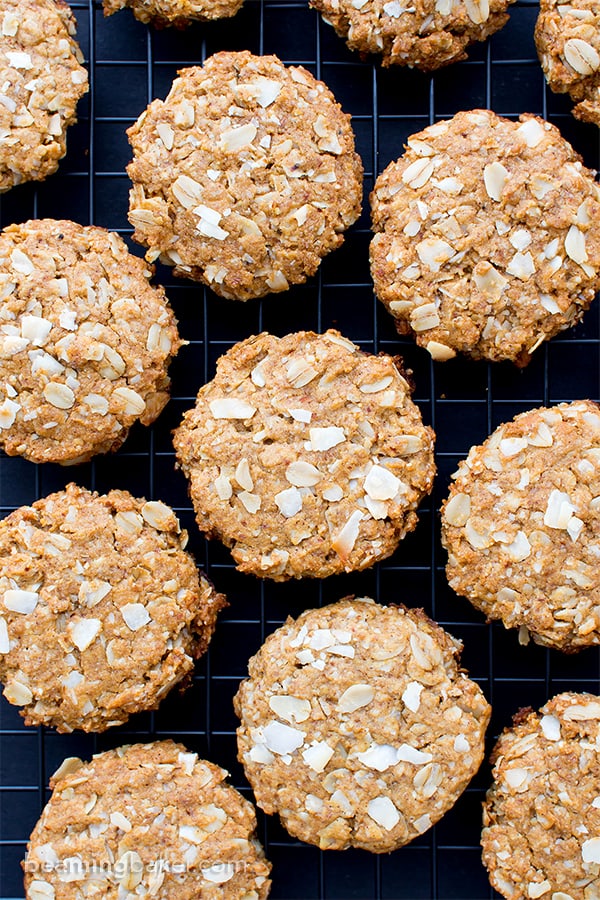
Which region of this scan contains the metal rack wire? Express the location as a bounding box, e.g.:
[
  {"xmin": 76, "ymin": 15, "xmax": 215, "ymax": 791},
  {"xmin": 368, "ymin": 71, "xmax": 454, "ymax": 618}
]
[{"xmin": 1, "ymin": 1, "xmax": 600, "ymax": 897}]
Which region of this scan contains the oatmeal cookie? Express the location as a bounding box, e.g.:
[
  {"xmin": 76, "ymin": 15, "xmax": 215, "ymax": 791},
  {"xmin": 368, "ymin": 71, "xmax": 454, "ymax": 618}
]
[
  {"xmin": 24, "ymin": 741, "xmax": 271, "ymax": 898},
  {"xmin": 0, "ymin": 0, "xmax": 88, "ymax": 192},
  {"xmin": 0, "ymin": 219, "xmax": 182, "ymax": 464},
  {"xmin": 173, "ymin": 330, "xmax": 435, "ymax": 581},
  {"xmin": 311, "ymin": 0, "xmax": 514, "ymax": 70},
  {"xmin": 482, "ymin": 692, "xmax": 600, "ymax": 899},
  {"xmin": 103, "ymin": 0, "xmax": 244, "ymax": 26},
  {"xmin": 0, "ymin": 483, "xmax": 225, "ymax": 733},
  {"xmin": 441, "ymin": 401, "xmax": 600, "ymax": 652},
  {"xmin": 234, "ymin": 597, "xmax": 491, "ymax": 852},
  {"xmin": 370, "ymin": 110, "xmax": 600, "ymax": 364},
  {"xmin": 126, "ymin": 51, "xmax": 363, "ymax": 301},
  {"xmin": 536, "ymin": 0, "xmax": 600, "ymax": 126}
]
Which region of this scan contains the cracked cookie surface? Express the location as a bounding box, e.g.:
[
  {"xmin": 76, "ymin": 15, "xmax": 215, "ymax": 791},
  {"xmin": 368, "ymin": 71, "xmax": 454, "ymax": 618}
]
[
  {"xmin": 536, "ymin": 0, "xmax": 600, "ymax": 126},
  {"xmin": 24, "ymin": 741, "xmax": 271, "ymax": 898},
  {"xmin": 173, "ymin": 330, "xmax": 435, "ymax": 580},
  {"xmin": 126, "ymin": 51, "xmax": 363, "ymax": 301},
  {"xmin": 0, "ymin": 0, "xmax": 88, "ymax": 192},
  {"xmin": 234, "ymin": 597, "xmax": 490, "ymax": 852},
  {"xmin": 0, "ymin": 484, "xmax": 225, "ymax": 732},
  {"xmin": 311, "ymin": 0, "xmax": 514, "ymax": 69},
  {"xmin": 482, "ymin": 692, "xmax": 600, "ymax": 899},
  {"xmin": 442, "ymin": 400, "xmax": 600, "ymax": 651},
  {"xmin": 0, "ymin": 219, "xmax": 182, "ymax": 464},
  {"xmin": 370, "ymin": 110, "xmax": 600, "ymax": 364},
  {"xmin": 103, "ymin": 0, "xmax": 244, "ymax": 26}
]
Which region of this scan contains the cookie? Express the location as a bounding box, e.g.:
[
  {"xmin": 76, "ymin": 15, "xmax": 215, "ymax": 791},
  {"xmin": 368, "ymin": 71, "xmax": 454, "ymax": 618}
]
[
  {"xmin": 441, "ymin": 400, "xmax": 600, "ymax": 652},
  {"xmin": 536, "ymin": 0, "xmax": 600, "ymax": 126},
  {"xmin": 0, "ymin": 219, "xmax": 182, "ymax": 464},
  {"xmin": 103, "ymin": 0, "xmax": 244, "ymax": 26},
  {"xmin": 234, "ymin": 597, "xmax": 491, "ymax": 852},
  {"xmin": 482, "ymin": 692, "xmax": 600, "ymax": 899},
  {"xmin": 370, "ymin": 110, "xmax": 600, "ymax": 364},
  {"xmin": 0, "ymin": 483, "xmax": 226, "ymax": 733},
  {"xmin": 311, "ymin": 0, "xmax": 514, "ymax": 70},
  {"xmin": 173, "ymin": 330, "xmax": 435, "ymax": 581},
  {"xmin": 0, "ymin": 0, "xmax": 88, "ymax": 192},
  {"xmin": 23, "ymin": 741, "xmax": 272, "ymax": 899},
  {"xmin": 126, "ymin": 51, "xmax": 363, "ymax": 301}
]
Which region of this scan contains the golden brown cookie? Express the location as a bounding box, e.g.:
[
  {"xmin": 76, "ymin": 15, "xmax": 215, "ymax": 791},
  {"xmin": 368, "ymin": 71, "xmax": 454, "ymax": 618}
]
[
  {"xmin": 0, "ymin": 219, "xmax": 182, "ymax": 464},
  {"xmin": 126, "ymin": 51, "xmax": 363, "ymax": 301},
  {"xmin": 103, "ymin": 0, "xmax": 244, "ymax": 26},
  {"xmin": 536, "ymin": 0, "xmax": 600, "ymax": 126},
  {"xmin": 0, "ymin": 0, "xmax": 88, "ymax": 192},
  {"xmin": 173, "ymin": 330, "xmax": 435, "ymax": 580},
  {"xmin": 234, "ymin": 597, "xmax": 491, "ymax": 852},
  {"xmin": 0, "ymin": 484, "xmax": 225, "ymax": 733},
  {"xmin": 441, "ymin": 401, "xmax": 600, "ymax": 652},
  {"xmin": 23, "ymin": 741, "xmax": 272, "ymax": 899},
  {"xmin": 311, "ymin": 0, "xmax": 514, "ymax": 69},
  {"xmin": 482, "ymin": 692, "xmax": 600, "ymax": 899},
  {"xmin": 370, "ymin": 110, "xmax": 600, "ymax": 364}
]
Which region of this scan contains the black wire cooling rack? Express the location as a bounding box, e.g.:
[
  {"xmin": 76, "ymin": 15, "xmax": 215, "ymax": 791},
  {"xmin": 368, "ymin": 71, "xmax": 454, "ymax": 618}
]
[{"xmin": 1, "ymin": 1, "xmax": 600, "ymax": 897}]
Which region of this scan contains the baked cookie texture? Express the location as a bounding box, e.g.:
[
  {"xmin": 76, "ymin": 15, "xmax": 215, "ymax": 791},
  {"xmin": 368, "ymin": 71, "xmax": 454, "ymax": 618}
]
[
  {"xmin": 482, "ymin": 692, "xmax": 600, "ymax": 899},
  {"xmin": 0, "ymin": 219, "xmax": 182, "ymax": 464},
  {"xmin": 370, "ymin": 110, "xmax": 600, "ymax": 364},
  {"xmin": 0, "ymin": 484, "xmax": 225, "ymax": 733},
  {"xmin": 441, "ymin": 400, "xmax": 600, "ymax": 652},
  {"xmin": 126, "ymin": 51, "xmax": 363, "ymax": 301},
  {"xmin": 0, "ymin": 0, "xmax": 88, "ymax": 192},
  {"xmin": 234, "ymin": 597, "xmax": 491, "ymax": 852},
  {"xmin": 24, "ymin": 741, "xmax": 272, "ymax": 898},
  {"xmin": 536, "ymin": 0, "xmax": 600, "ymax": 126},
  {"xmin": 103, "ymin": 0, "xmax": 244, "ymax": 26},
  {"xmin": 173, "ymin": 330, "xmax": 435, "ymax": 580},
  {"xmin": 311, "ymin": 0, "xmax": 514, "ymax": 70}
]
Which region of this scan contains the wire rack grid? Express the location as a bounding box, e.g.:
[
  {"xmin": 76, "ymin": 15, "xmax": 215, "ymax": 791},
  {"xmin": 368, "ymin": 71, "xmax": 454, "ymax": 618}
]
[{"xmin": 1, "ymin": 0, "xmax": 600, "ymax": 897}]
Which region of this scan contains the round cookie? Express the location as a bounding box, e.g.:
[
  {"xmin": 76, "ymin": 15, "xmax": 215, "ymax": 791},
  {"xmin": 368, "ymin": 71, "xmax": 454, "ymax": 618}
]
[
  {"xmin": 0, "ymin": 483, "xmax": 226, "ymax": 732},
  {"xmin": 311, "ymin": 0, "xmax": 514, "ymax": 70},
  {"xmin": 370, "ymin": 109, "xmax": 600, "ymax": 364},
  {"xmin": 234, "ymin": 597, "xmax": 491, "ymax": 852},
  {"xmin": 441, "ymin": 400, "xmax": 600, "ymax": 652},
  {"xmin": 23, "ymin": 741, "xmax": 272, "ymax": 899},
  {"xmin": 482, "ymin": 692, "xmax": 600, "ymax": 899},
  {"xmin": 0, "ymin": 0, "xmax": 88, "ymax": 192},
  {"xmin": 103, "ymin": 0, "xmax": 244, "ymax": 26},
  {"xmin": 126, "ymin": 51, "xmax": 363, "ymax": 301},
  {"xmin": 0, "ymin": 219, "xmax": 182, "ymax": 464},
  {"xmin": 173, "ymin": 330, "xmax": 435, "ymax": 580},
  {"xmin": 536, "ymin": 0, "xmax": 600, "ymax": 127}
]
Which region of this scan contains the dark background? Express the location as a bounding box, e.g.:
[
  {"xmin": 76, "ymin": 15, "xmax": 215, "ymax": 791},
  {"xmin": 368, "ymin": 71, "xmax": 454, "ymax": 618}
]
[{"xmin": 1, "ymin": 0, "xmax": 599, "ymax": 897}]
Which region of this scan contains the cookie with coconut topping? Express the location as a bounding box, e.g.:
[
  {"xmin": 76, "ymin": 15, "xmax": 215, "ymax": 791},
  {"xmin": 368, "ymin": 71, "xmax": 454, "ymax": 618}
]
[
  {"xmin": 103, "ymin": 0, "xmax": 244, "ymax": 26},
  {"xmin": 442, "ymin": 401, "xmax": 600, "ymax": 652},
  {"xmin": 234, "ymin": 597, "xmax": 490, "ymax": 852},
  {"xmin": 126, "ymin": 51, "xmax": 363, "ymax": 301},
  {"xmin": 311, "ymin": 0, "xmax": 514, "ymax": 70},
  {"xmin": 0, "ymin": 0, "xmax": 88, "ymax": 192},
  {"xmin": 173, "ymin": 330, "xmax": 435, "ymax": 580},
  {"xmin": 536, "ymin": 0, "xmax": 600, "ymax": 126},
  {"xmin": 0, "ymin": 484, "xmax": 225, "ymax": 733},
  {"xmin": 0, "ymin": 219, "xmax": 182, "ymax": 464},
  {"xmin": 370, "ymin": 110, "xmax": 600, "ymax": 364},
  {"xmin": 24, "ymin": 741, "xmax": 271, "ymax": 899},
  {"xmin": 482, "ymin": 692, "xmax": 600, "ymax": 899}
]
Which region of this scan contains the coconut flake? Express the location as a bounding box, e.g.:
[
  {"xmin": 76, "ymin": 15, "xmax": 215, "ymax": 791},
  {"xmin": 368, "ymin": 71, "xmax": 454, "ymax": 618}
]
[
  {"xmin": 263, "ymin": 721, "xmax": 305, "ymax": 755},
  {"xmin": 309, "ymin": 426, "xmax": 345, "ymax": 451},
  {"xmin": 302, "ymin": 741, "xmax": 334, "ymax": 773},
  {"xmin": 3, "ymin": 589, "xmax": 38, "ymax": 614},
  {"xmin": 540, "ymin": 714, "xmax": 561, "ymax": 741},
  {"xmin": 121, "ymin": 604, "xmax": 151, "ymax": 631},
  {"xmin": 337, "ymin": 683, "xmax": 374, "ymax": 712},
  {"xmin": 367, "ymin": 797, "xmax": 400, "ymax": 831},
  {"xmin": 402, "ymin": 681, "xmax": 424, "ymax": 712}
]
